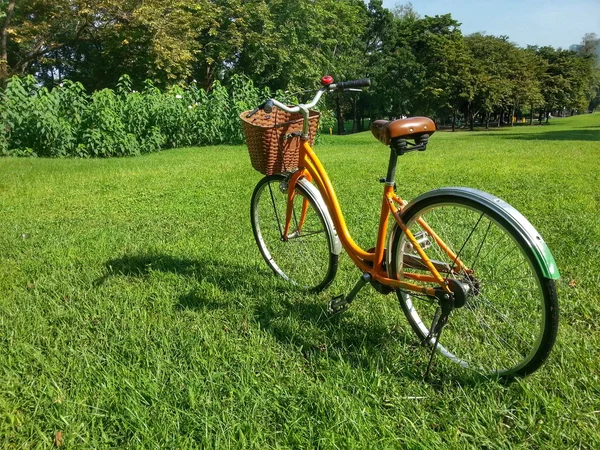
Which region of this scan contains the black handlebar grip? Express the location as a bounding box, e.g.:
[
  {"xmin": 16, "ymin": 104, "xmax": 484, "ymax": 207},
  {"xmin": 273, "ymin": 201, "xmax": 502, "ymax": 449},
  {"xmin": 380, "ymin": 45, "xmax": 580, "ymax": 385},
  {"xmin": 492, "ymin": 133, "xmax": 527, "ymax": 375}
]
[
  {"xmin": 335, "ymin": 78, "xmax": 371, "ymax": 90},
  {"xmin": 263, "ymin": 99, "xmax": 274, "ymax": 114}
]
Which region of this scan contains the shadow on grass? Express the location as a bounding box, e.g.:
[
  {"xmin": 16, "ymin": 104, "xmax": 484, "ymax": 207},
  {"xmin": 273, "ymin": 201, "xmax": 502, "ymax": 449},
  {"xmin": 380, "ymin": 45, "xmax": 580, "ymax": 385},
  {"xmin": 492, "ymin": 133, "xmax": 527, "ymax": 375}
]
[
  {"xmin": 96, "ymin": 252, "xmax": 488, "ymax": 386},
  {"xmin": 253, "ymin": 295, "xmax": 492, "ymax": 387},
  {"xmin": 95, "ymin": 252, "xmax": 271, "ymax": 310},
  {"xmin": 481, "ymin": 129, "xmax": 600, "ymax": 141},
  {"xmin": 253, "ymin": 295, "xmax": 431, "ymax": 381}
]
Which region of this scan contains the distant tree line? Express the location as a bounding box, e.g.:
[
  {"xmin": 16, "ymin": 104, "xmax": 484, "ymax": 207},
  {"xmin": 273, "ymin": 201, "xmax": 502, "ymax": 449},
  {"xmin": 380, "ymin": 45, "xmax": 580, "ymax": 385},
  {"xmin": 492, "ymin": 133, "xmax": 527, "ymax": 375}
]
[{"xmin": 1, "ymin": 0, "xmax": 599, "ymax": 136}]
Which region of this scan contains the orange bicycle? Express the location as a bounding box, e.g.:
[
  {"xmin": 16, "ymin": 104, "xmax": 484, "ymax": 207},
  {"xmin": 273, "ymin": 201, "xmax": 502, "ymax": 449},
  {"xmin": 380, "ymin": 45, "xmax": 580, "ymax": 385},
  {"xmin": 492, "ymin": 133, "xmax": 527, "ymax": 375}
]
[{"xmin": 243, "ymin": 77, "xmax": 559, "ymax": 379}]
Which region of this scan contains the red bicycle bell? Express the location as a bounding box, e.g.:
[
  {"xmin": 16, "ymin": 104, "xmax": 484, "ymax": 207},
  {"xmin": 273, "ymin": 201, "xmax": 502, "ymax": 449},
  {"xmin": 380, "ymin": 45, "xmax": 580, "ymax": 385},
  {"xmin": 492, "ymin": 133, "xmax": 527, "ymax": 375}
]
[{"xmin": 321, "ymin": 75, "xmax": 334, "ymax": 86}]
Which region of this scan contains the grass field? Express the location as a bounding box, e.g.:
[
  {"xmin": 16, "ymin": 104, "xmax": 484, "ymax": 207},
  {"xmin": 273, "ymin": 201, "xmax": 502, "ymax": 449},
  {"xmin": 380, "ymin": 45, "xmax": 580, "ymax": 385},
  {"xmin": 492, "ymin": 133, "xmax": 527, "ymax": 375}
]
[{"xmin": 1, "ymin": 113, "xmax": 599, "ymax": 448}]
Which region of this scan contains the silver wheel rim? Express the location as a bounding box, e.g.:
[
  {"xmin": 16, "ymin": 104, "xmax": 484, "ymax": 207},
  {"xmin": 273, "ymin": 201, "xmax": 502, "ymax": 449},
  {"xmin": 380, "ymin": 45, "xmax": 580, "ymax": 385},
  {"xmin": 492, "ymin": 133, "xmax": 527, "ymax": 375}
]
[{"xmin": 252, "ymin": 178, "xmax": 333, "ymax": 290}]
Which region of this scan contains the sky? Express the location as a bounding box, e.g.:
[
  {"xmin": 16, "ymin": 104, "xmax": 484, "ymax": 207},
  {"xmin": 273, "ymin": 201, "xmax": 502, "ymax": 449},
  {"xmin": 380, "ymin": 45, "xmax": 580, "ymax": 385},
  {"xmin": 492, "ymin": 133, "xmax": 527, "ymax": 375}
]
[{"xmin": 382, "ymin": 0, "xmax": 600, "ymax": 49}]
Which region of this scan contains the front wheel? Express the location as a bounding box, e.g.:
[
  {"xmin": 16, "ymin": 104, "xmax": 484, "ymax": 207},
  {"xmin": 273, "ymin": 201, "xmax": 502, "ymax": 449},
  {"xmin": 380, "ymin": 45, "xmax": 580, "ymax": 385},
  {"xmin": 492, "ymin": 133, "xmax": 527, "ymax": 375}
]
[
  {"xmin": 389, "ymin": 193, "xmax": 559, "ymax": 379},
  {"xmin": 250, "ymin": 174, "xmax": 339, "ymax": 292}
]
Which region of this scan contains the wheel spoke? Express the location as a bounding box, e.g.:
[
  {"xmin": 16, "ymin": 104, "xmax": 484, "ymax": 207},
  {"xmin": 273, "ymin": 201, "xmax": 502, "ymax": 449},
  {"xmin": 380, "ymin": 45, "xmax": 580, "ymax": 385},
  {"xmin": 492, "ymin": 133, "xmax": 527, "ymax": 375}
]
[
  {"xmin": 470, "ymin": 219, "xmax": 493, "ymax": 272},
  {"xmin": 459, "ymin": 304, "xmax": 526, "ymax": 364},
  {"xmin": 266, "ymin": 179, "xmax": 285, "ymax": 239},
  {"xmin": 444, "ymin": 211, "xmax": 485, "ymax": 282},
  {"xmin": 287, "ymin": 228, "xmax": 327, "ymax": 239}
]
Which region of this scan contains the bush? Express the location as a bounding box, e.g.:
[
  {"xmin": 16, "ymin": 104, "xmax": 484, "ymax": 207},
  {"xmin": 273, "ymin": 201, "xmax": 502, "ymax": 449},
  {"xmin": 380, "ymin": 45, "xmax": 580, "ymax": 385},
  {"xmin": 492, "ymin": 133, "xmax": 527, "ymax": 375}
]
[{"xmin": 0, "ymin": 74, "xmax": 274, "ymax": 157}]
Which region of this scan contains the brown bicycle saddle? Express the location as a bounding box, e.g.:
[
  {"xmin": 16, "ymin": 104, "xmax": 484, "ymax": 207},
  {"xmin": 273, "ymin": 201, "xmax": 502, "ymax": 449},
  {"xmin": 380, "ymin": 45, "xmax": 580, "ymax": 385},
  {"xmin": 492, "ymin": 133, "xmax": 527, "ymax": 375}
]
[{"xmin": 371, "ymin": 117, "xmax": 436, "ymax": 145}]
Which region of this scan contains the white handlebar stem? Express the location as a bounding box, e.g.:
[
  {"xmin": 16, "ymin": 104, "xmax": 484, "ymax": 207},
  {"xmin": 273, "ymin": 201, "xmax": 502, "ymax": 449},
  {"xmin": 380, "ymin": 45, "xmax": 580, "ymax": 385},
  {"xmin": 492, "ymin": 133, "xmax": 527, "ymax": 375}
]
[
  {"xmin": 269, "ymin": 87, "xmax": 329, "ymax": 113},
  {"xmin": 268, "ymin": 87, "xmax": 331, "ymax": 137}
]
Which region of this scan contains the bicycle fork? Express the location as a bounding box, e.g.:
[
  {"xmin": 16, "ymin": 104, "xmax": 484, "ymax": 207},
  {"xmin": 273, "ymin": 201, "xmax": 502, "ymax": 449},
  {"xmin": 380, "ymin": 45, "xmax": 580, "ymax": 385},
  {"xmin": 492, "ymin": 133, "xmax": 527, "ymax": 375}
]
[{"xmin": 282, "ymin": 170, "xmax": 310, "ymax": 240}]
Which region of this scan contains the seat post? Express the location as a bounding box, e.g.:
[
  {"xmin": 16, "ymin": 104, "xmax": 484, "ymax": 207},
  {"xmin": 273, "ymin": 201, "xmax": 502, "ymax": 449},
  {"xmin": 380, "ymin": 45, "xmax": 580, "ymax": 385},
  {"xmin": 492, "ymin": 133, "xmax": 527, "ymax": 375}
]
[{"xmin": 385, "ymin": 147, "xmax": 399, "ymax": 185}]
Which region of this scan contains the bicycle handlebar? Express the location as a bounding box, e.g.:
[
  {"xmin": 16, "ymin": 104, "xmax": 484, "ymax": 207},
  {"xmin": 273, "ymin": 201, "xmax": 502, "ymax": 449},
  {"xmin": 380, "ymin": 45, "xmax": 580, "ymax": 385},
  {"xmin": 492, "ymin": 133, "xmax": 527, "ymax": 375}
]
[{"xmin": 246, "ymin": 77, "xmax": 371, "ymax": 118}]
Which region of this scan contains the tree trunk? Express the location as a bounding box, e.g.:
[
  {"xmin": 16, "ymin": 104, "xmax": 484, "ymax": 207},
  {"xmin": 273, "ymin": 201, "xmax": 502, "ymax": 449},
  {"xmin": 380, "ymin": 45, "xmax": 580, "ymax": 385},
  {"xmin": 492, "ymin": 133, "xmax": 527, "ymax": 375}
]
[
  {"xmin": 452, "ymin": 109, "xmax": 456, "ymax": 132},
  {"xmin": 0, "ymin": 0, "xmax": 16, "ymax": 82},
  {"xmin": 357, "ymin": 101, "xmax": 363, "ymax": 132},
  {"xmin": 510, "ymin": 106, "xmax": 515, "ymax": 127},
  {"xmin": 529, "ymin": 103, "xmax": 534, "ymax": 125},
  {"xmin": 336, "ymin": 95, "xmax": 345, "ymax": 135},
  {"xmin": 352, "ymin": 95, "xmax": 358, "ymax": 133},
  {"xmin": 467, "ymin": 103, "xmax": 474, "ymax": 131},
  {"xmin": 203, "ymin": 64, "xmax": 216, "ymax": 91}
]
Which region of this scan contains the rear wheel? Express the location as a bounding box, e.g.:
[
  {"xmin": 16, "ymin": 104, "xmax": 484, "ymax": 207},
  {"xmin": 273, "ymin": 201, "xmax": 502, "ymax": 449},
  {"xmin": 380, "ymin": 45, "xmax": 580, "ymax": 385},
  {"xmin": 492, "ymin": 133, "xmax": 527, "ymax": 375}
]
[
  {"xmin": 251, "ymin": 174, "xmax": 338, "ymax": 292},
  {"xmin": 390, "ymin": 194, "xmax": 558, "ymax": 379}
]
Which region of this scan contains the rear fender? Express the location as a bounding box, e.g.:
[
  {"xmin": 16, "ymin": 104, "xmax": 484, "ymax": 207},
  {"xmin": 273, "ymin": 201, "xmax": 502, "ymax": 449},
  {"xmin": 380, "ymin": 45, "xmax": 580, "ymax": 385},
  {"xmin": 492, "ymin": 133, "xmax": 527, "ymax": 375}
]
[{"xmin": 387, "ymin": 188, "xmax": 559, "ymax": 279}]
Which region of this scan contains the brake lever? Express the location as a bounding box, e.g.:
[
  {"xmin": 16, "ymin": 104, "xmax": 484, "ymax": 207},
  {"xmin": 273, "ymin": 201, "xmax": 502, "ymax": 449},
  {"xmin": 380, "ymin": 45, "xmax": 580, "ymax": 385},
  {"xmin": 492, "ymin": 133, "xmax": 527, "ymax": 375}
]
[
  {"xmin": 246, "ymin": 107, "xmax": 260, "ymax": 118},
  {"xmin": 247, "ymin": 99, "xmax": 276, "ymax": 118}
]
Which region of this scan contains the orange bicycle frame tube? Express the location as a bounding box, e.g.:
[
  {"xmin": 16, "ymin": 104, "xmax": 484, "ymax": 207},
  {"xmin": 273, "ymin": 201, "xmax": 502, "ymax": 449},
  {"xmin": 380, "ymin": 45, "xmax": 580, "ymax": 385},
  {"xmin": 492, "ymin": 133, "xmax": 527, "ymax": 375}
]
[{"xmin": 282, "ymin": 140, "xmax": 456, "ymax": 297}]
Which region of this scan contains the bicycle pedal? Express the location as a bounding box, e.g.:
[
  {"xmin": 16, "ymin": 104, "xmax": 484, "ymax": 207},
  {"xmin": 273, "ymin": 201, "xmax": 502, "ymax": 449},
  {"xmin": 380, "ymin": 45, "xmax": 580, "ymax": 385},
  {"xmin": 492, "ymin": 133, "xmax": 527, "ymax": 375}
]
[{"xmin": 327, "ymin": 295, "xmax": 348, "ymax": 314}]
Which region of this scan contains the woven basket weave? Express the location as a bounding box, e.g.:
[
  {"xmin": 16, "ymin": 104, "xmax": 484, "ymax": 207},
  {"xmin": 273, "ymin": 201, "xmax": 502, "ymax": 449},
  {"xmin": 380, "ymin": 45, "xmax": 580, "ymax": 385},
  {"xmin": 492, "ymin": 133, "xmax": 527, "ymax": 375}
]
[{"xmin": 240, "ymin": 107, "xmax": 320, "ymax": 175}]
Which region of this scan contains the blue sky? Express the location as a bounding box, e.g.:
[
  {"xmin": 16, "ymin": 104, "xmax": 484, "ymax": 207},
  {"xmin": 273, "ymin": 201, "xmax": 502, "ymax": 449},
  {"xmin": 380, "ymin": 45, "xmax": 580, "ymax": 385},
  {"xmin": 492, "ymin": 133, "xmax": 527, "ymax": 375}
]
[{"xmin": 382, "ymin": 0, "xmax": 600, "ymax": 49}]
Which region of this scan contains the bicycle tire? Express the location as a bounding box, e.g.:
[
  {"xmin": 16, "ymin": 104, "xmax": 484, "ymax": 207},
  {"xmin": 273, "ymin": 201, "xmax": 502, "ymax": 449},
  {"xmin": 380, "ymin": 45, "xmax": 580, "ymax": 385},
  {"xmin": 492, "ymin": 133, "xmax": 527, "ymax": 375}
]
[
  {"xmin": 389, "ymin": 193, "xmax": 559, "ymax": 379},
  {"xmin": 251, "ymin": 174, "xmax": 338, "ymax": 292}
]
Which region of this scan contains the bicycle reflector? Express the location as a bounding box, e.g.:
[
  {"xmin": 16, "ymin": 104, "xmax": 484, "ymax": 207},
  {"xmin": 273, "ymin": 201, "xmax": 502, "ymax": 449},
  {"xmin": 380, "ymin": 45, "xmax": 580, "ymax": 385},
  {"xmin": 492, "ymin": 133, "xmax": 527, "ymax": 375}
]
[{"xmin": 321, "ymin": 75, "xmax": 334, "ymax": 86}]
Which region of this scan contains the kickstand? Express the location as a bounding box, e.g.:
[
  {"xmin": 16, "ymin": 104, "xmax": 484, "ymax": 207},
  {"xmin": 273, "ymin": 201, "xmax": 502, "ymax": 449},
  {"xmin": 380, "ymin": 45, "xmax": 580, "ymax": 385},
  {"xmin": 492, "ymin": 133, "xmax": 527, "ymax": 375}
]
[
  {"xmin": 423, "ymin": 298, "xmax": 452, "ymax": 380},
  {"xmin": 424, "ymin": 327, "xmax": 443, "ymax": 380}
]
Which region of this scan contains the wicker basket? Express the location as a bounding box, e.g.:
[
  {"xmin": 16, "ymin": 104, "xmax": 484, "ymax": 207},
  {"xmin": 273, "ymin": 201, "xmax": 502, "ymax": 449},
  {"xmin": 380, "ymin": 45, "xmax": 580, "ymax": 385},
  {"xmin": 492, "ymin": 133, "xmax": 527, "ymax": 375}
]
[{"xmin": 240, "ymin": 107, "xmax": 320, "ymax": 175}]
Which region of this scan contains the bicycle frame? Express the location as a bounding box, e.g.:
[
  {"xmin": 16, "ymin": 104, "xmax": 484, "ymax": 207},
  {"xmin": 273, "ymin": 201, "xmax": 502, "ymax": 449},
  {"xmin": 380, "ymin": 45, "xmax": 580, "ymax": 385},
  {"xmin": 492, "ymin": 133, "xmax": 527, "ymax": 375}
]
[
  {"xmin": 248, "ymin": 78, "xmax": 559, "ymax": 379},
  {"xmin": 283, "ymin": 139, "xmax": 469, "ymax": 297}
]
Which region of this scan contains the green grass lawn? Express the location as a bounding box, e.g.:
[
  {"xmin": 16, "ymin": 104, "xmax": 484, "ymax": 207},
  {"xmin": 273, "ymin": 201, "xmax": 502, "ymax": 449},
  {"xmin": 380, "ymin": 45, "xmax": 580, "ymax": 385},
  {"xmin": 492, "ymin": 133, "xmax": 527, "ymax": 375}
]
[{"xmin": 1, "ymin": 113, "xmax": 599, "ymax": 448}]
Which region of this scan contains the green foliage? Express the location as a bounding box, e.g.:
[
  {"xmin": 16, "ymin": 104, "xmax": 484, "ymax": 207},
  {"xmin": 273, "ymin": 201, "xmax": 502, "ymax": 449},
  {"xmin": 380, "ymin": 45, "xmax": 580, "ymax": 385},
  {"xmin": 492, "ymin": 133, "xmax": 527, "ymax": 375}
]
[
  {"xmin": 1, "ymin": 76, "xmax": 74, "ymax": 156},
  {"xmin": 0, "ymin": 0, "xmax": 216, "ymax": 88},
  {"xmin": 81, "ymin": 89, "xmax": 138, "ymax": 157},
  {"xmin": 0, "ymin": 74, "xmax": 264, "ymax": 157},
  {"xmin": 3, "ymin": 0, "xmax": 598, "ymax": 138}
]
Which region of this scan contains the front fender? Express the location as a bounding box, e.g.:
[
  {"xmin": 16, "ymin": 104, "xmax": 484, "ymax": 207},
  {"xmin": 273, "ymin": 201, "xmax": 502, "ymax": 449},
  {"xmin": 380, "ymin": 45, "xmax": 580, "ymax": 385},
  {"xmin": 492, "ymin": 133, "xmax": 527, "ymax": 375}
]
[
  {"xmin": 297, "ymin": 178, "xmax": 342, "ymax": 255},
  {"xmin": 388, "ymin": 187, "xmax": 559, "ymax": 279}
]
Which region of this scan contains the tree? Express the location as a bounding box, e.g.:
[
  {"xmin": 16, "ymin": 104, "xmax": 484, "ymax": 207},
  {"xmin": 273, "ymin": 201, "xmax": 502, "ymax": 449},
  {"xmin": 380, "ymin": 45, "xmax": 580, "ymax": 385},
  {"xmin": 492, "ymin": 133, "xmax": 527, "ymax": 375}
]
[
  {"xmin": 463, "ymin": 34, "xmax": 521, "ymax": 130},
  {"xmin": 366, "ymin": 9, "xmax": 469, "ymax": 122},
  {"xmin": 535, "ymin": 46, "xmax": 596, "ymax": 119},
  {"xmin": 570, "ymin": 32, "xmax": 600, "ymax": 57},
  {"xmin": 191, "ymin": 0, "xmax": 274, "ymax": 89},
  {"xmin": 131, "ymin": 0, "xmax": 215, "ymax": 83},
  {"xmin": 232, "ymin": 0, "xmax": 367, "ymax": 93},
  {"xmin": 571, "ymin": 33, "xmax": 600, "ymax": 111},
  {"xmin": 0, "ymin": 0, "xmax": 15, "ymax": 80},
  {"xmin": 1, "ymin": 0, "xmax": 215, "ymax": 88},
  {"xmin": 362, "ymin": 0, "xmax": 399, "ymax": 120},
  {"xmin": 1, "ymin": 0, "xmax": 92, "ymax": 83},
  {"xmin": 503, "ymin": 44, "xmax": 543, "ymax": 126}
]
